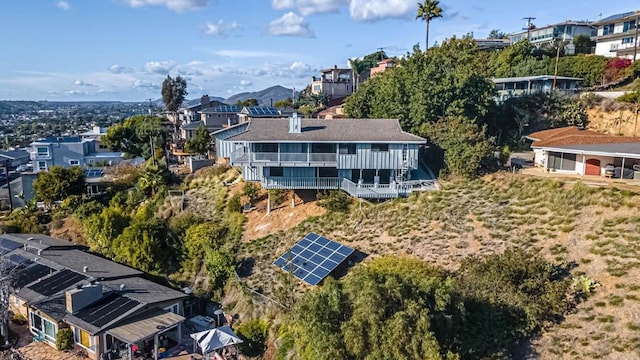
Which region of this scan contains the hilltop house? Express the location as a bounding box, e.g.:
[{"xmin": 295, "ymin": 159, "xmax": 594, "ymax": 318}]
[
  {"xmin": 180, "ymin": 106, "xmax": 282, "ymax": 141},
  {"xmin": 80, "ymin": 126, "xmax": 109, "ymax": 153},
  {"xmin": 509, "ymin": 20, "xmax": 595, "ymax": 49},
  {"xmin": 29, "ymin": 136, "xmax": 125, "ymax": 172},
  {"xmin": 4, "ymin": 233, "xmax": 187, "ymax": 360},
  {"xmin": 526, "ymin": 126, "xmax": 640, "ymax": 178},
  {"xmin": 214, "ymin": 114, "xmax": 436, "ymax": 199},
  {"xmin": 311, "ymin": 66, "xmax": 354, "ymax": 98},
  {"xmin": 168, "ymin": 95, "xmax": 226, "ymax": 125},
  {"xmin": 493, "ymin": 75, "xmax": 583, "ymax": 101},
  {"xmin": 593, "ymin": 10, "xmax": 640, "ymax": 60}
]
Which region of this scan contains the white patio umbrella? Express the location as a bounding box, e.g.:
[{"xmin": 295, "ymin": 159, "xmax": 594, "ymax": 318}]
[{"xmin": 190, "ymin": 325, "xmax": 244, "ymax": 354}]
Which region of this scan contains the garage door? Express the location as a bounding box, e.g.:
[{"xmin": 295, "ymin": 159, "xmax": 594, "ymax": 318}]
[{"xmin": 585, "ymin": 159, "xmax": 600, "ymax": 176}]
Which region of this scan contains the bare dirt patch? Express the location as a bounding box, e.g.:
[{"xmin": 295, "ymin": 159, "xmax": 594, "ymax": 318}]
[{"xmin": 243, "ymin": 201, "xmax": 326, "ymax": 242}]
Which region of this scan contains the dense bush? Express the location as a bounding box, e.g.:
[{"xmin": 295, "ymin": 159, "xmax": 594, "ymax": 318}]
[
  {"xmin": 56, "ymin": 328, "xmax": 74, "ymax": 350},
  {"xmin": 317, "ymin": 190, "xmax": 352, "ymax": 212},
  {"xmin": 243, "ymin": 182, "xmax": 260, "ymax": 203},
  {"xmin": 236, "ymin": 319, "xmax": 269, "ymax": 357},
  {"xmin": 281, "ymin": 249, "xmax": 576, "ymax": 360}
]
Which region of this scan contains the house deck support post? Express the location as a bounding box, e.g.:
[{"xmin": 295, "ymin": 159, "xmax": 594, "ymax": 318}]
[
  {"xmin": 582, "ymin": 155, "xmax": 586, "ymax": 176},
  {"xmin": 267, "ymin": 190, "xmax": 271, "ymax": 215},
  {"xmin": 622, "ymin": 157, "xmax": 626, "ymax": 179},
  {"xmin": 154, "ymin": 333, "xmax": 159, "ymax": 360}
]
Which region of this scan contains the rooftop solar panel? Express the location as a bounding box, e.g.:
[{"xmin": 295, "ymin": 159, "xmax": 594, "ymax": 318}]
[
  {"xmin": 28, "ymin": 269, "xmax": 87, "ymax": 296},
  {"xmin": 84, "ymin": 169, "xmax": 104, "ymax": 178},
  {"xmin": 73, "ymin": 293, "xmax": 141, "ymax": 327},
  {"xmin": 0, "ymin": 238, "xmax": 23, "ymax": 254},
  {"xmin": 15, "ymin": 264, "xmax": 54, "ymax": 288},
  {"xmin": 273, "ymin": 232, "xmax": 354, "ymax": 286}
]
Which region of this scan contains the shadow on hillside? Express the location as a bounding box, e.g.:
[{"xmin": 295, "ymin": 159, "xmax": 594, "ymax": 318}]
[{"xmin": 236, "ymin": 256, "xmax": 255, "ymax": 278}]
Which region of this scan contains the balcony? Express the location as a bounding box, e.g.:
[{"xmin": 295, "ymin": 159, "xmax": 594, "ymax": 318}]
[
  {"xmin": 262, "ymin": 177, "xmax": 340, "ymax": 190},
  {"xmin": 230, "ymin": 147, "xmax": 337, "ymax": 165}
]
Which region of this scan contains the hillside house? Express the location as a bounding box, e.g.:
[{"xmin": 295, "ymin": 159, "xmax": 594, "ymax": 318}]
[
  {"xmin": 28, "ymin": 136, "xmax": 125, "ymax": 172},
  {"xmin": 180, "ymin": 106, "xmax": 282, "ymax": 141},
  {"xmin": 493, "ymin": 75, "xmax": 583, "ymax": 101},
  {"xmin": 526, "ymin": 126, "xmax": 640, "ymax": 179},
  {"xmin": 80, "ymin": 126, "xmax": 109, "ymax": 153},
  {"xmin": 4, "ymin": 233, "xmax": 187, "ymax": 360},
  {"xmin": 369, "ymin": 58, "xmax": 397, "ymax": 77},
  {"xmin": 311, "ymin": 66, "xmax": 354, "ymax": 98},
  {"xmin": 169, "ymin": 95, "xmax": 226, "ymax": 125},
  {"xmin": 509, "ymin": 20, "xmax": 595, "ymax": 49},
  {"xmin": 593, "ymin": 10, "xmax": 640, "ymax": 60},
  {"xmin": 215, "ymin": 115, "xmax": 436, "ymax": 199}
]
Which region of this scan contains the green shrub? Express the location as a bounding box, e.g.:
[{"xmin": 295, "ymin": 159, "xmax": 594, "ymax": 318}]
[
  {"xmin": 226, "ymin": 194, "xmax": 242, "ymax": 213},
  {"xmin": 56, "ymin": 328, "xmax": 74, "ymax": 350},
  {"xmin": 243, "ymin": 182, "xmax": 259, "ymax": 203},
  {"xmin": 236, "ymin": 319, "xmax": 269, "ymax": 357},
  {"xmin": 317, "ymin": 190, "xmax": 352, "ymax": 213},
  {"xmin": 74, "ymin": 201, "xmax": 105, "ymax": 221}
]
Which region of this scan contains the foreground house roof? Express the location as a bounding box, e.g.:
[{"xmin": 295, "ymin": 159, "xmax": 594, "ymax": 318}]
[
  {"xmin": 526, "ymin": 127, "xmax": 640, "ymax": 148},
  {"xmin": 224, "ymin": 118, "xmax": 426, "ymax": 143}
]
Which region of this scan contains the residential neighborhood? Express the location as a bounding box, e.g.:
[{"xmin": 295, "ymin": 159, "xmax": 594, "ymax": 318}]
[{"xmin": 1, "ymin": 2, "xmax": 640, "ymax": 360}]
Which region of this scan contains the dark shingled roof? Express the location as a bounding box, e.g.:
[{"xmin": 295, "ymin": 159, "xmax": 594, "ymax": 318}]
[
  {"xmin": 225, "ymin": 118, "xmax": 426, "ymax": 143},
  {"xmin": 40, "ymin": 249, "xmax": 143, "ymax": 280},
  {"xmin": 552, "ymin": 143, "xmax": 640, "ymax": 157},
  {"xmin": 102, "ymin": 277, "xmax": 187, "ymax": 304}
]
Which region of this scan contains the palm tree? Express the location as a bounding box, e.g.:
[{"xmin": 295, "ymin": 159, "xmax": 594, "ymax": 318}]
[
  {"xmin": 415, "ymin": 0, "xmax": 443, "ymax": 51},
  {"xmin": 349, "ymin": 58, "xmax": 368, "ymax": 93}
]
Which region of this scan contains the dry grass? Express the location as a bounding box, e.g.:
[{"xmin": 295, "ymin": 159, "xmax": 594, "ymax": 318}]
[{"xmin": 235, "ymin": 172, "xmax": 640, "ymax": 359}]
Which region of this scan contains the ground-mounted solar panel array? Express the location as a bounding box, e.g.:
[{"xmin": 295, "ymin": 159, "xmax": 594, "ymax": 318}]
[{"xmin": 273, "ymin": 232, "xmax": 354, "ymax": 286}]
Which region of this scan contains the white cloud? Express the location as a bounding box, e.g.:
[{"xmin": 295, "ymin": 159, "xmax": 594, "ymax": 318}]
[
  {"xmin": 56, "ymin": 1, "xmax": 70, "ymax": 10},
  {"xmin": 288, "ymin": 61, "xmax": 316, "ymax": 78},
  {"xmin": 349, "ymin": 0, "xmax": 415, "ymax": 21},
  {"xmin": 124, "ymin": 0, "xmax": 208, "ymax": 12},
  {"xmin": 269, "ymin": 12, "xmax": 314, "ymax": 38},
  {"xmin": 270, "ymin": 0, "xmax": 347, "ymax": 15},
  {"xmin": 203, "ymin": 20, "xmax": 240, "ymax": 37},
  {"xmin": 108, "ymin": 64, "xmax": 134, "ymax": 74},
  {"xmin": 74, "ymin": 79, "xmax": 96, "ymax": 87},
  {"xmin": 239, "ymin": 80, "xmax": 252, "ymax": 86},
  {"xmin": 144, "ymin": 61, "xmax": 175, "ymax": 74},
  {"xmin": 132, "ymin": 79, "xmax": 160, "ymax": 89},
  {"xmin": 210, "ymin": 49, "xmax": 288, "ymax": 58}
]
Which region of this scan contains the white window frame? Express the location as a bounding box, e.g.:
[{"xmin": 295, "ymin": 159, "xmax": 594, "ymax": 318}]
[
  {"xmin": 164, "ymin": 303, "xmax": 180, "ymax": 315},
  {"xmin": 36, "ymin": 147, "xmax": 49, "ymax": 157},
  {"xmin": 73, "ymin": 326, "xmax": 96, "ymax": 352},
  {"xmin": 69, "ymin": 159, "xmax": 80, "ymax": 166},
  {"xmin": 30, "ymin": 312, "xmax": 57, "ymax": 343},
  {"xmin": 37, "ymin": 161, "xmax": 47, "ymax": 171}
]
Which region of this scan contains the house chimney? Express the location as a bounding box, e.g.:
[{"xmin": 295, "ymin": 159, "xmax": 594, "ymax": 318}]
[
  {"xmin": 201, "ymin": 95, "xmax": 210, "ymax": 108},
  {"xmin": 66, "ymin": 282, "xmax": 103, "ymax": 314},
  {"xmin": 289, "ymin": 113, "xmax": 301, "ymax": 134}
]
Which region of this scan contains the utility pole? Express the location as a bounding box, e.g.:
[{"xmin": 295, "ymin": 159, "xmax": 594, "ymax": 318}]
[
  {"xmin": 377, "ymin": 47, "xmax": 386, "ymax": 60},
  {"xmin": 3, "ymin": 161, "xmax": 12, "ymax": 212},
  {"xmin": 522, "ymin": 17, "xmax": 536, "ymax": 41},
  {"xmin": 633, "ymin": 15, "xmax": 639, "ymax": 63}
]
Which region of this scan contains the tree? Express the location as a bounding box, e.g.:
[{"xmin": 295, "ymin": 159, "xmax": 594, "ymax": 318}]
[
  {"xmin": 236, "ymin": 98, "xmax": 259, "ymax": 107},
  {"xmin": 161, "ymin": 75, "xmax": 188, "ymax": 113},
  {"xmin": 33, "ymin": 166, "xmax": 85, "ymax": 205},
  {"xmin": 487, "ymin": 28, "xmax": 508, "ymax": 39},
  {"xmin": 572, "ymin": 35, "xmax": 593, "ymax": 55},
  {"xmin": 182, "ymin": 222, "xmax": 227, "ymax": 275},
  {"xmin": 349, "ymin": 58, "xmax": 369, "ymax": 92},
  {"xmin": 273, "ymin": 98, "xmax": 293, "ymax": 108},
  {"xmin": 102, "ymin": 115, "xmax": 167, "ymax": 159},
  {"xmin": 137, "ymin": 165, "xmax": 168, "ymax": 196},
  {"xmin": 184, "ymin": 124, "xmax": 211, "ymax": 156},
  {"xmin": 618, "ymin": 81, "xmax": 640, "ymax": 135},
  {"xmin": 415, "ymin": 0, "xmax": 443, "ymax": 51}
]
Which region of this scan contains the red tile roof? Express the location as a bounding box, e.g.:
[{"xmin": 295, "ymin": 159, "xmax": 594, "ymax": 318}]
[{"xmin": 527, "ymin": 127, "xmax": 640, "ymax": 147}]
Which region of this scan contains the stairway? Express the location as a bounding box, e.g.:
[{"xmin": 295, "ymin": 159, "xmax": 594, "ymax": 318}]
[{"xmin": 396, "ymin": 144, "xmax": 409, "ymax": 183}]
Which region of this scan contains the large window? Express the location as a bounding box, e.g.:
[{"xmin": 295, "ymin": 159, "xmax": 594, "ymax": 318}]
[
  {"xmin": 74, "ymin": 327, "xmax": 94, "ymax": 351},
  {"xmin": 30, "ymin": 312, "xmax": 56, "ymax": 342},
  {"xmin": 269, "ymin": 167, "xmax": 284, "ymax": 177},
  {"xmin": 311, "ymin": 143, "xmax": 336, "ymax": 153},
  {"xmin": 371, "ymin": 144, "xmax": 389, "ymax": 152},
  {"xmin": 623, "ymin": 37, "xmax": 634, "ymax": 44},
  {"xmin": 548, "ymin": 152, "xmax": 576, "ymax": 171},
  {"xmin": 36, "ymin": 147, "xmax": 49, "ymax": 156},
  {"xmin": 338, "ymin": 144, "xmax": 356, "ymax": 155},
  {"xmin": 318, "ymin": 168, "xmax": 338, "ymax": 178},
  {"xmin": 602, "ymin": 24, "xmax": 615, "ymax": 35},
  {"xmin": 623, "ymin": 20, "xmax": 636, "ymax": 32},
  {"xmin": 254, "ymin": 143, "xmax": 278, "ymax": 153}
]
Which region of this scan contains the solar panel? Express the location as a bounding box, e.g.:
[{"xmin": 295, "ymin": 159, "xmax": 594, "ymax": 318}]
[
  {"xmin": 28, "ymin": 269, "xmax": 87, "ymax": 296},
  {"xmin": 74, "ymin": 293, "xmax": 141, "ymax": 327},
  {"xmin": 247, "ymin": 107, "xmax": 277, "ymax": 116},
  {"xmin": 0, "ymin": 238, "xmax": 23, "ymax": 255},
  {"xmin": 214, "ymin": 105, "xmax": 240, "ymax": 113},
  {"xmin": 14, "ymin": 264, "xmax": 54, "ymax": 288},
  {"xmin": 84, "ymin": 169, "xmax": 104, "ymax": 178},
  {"xmin": 273, "ymin": 233, "xmax": 354, "ymax": 286}
]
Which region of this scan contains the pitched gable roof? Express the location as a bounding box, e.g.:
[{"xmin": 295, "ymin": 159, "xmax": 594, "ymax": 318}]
[{"xmin": 526, "ymin": 127, "xmax": 640, "ymax": 147}]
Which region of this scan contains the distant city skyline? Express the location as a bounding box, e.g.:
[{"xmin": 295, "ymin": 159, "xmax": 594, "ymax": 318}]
[{"xmin": 0, "ymin": 1, "xmax": 634, "ymax": 101}]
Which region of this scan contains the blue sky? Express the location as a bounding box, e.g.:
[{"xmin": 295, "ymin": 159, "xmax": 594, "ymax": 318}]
[{"xmin": 0, "ymin": 0, "xmax": 634, "ymax": 101}]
